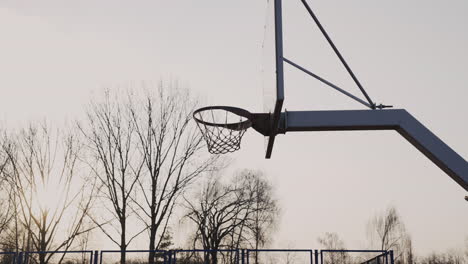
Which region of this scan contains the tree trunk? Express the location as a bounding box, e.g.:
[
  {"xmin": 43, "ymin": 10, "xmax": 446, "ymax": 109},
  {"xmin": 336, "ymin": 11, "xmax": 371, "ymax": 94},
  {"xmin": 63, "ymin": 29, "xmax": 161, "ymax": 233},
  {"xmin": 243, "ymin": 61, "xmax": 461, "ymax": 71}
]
[
  {"xmin": 209, "ymin": 251, "xmax": 218, "ymax": 264},
  {"xmin": 148, "ymin": 250, "xmax": 156, "ymax": 264},
  {"xmin": 148, "ymin": 226, "xmax": 156, "ymax": 264},
  {"xmin": 120, "ymin": 218, "xmax": 127, "ymax": 264},
  {"xmin": 148, "ymin": 185, "xmax": 157, "ymax": 264}
]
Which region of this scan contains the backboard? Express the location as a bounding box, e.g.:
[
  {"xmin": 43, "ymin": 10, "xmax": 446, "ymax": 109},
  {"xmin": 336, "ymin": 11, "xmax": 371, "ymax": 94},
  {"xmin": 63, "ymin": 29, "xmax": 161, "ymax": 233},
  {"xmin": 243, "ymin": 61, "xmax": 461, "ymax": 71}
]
[{"xmin": 262, "ymin": 0, "xmax": 284, "ymax": 158}]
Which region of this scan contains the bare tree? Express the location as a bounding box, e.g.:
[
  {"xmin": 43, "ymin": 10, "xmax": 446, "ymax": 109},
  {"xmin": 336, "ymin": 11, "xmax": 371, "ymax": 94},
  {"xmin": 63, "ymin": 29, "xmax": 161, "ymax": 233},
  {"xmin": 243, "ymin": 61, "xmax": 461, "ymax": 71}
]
[
  {"xmin": 419, "ymin": 249, "xmax": 466, "ymax": 264},
  {"xmin": 401, "ymin": 235, "xmax": 414, "ymax": 264},
  {"xmin": 185, "ymin": 170, "xmax": 278, "ymax": 264},
  {"xmin": 0, "ymin": 133, "xmax": 15, "ymax": 244},
  {"xmin": 80, "ymin": 89, "xmax": 146, "ymax": 264},
  {"xmin": 366, "ymin": 206, "xmax": 410, "ymax": 263},
  {"xmin": 239, "ymin": 170, "xmax": 278, "ymax": 264},
  {"xmin": 317, "ymin": 232, "xmax": 349, "ymax": 264},
  {"xmin": 128, "ymin": 85, "xmax": 218, "ymax": 264},
  {"xmin": 185, "ymin": 177, "xmax": 243, "ymax": 264},
  {"xmin": 2, "ymin": 123, "xmax": 95, "ymax": 264}
]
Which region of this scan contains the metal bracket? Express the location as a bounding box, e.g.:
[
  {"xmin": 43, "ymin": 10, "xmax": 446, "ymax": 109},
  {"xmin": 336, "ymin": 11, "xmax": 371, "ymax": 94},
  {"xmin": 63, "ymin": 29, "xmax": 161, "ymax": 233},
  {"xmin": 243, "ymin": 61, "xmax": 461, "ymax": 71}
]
[{"xmin": 250, "ymin": 113, "xmax": 272, "ymax": 136}]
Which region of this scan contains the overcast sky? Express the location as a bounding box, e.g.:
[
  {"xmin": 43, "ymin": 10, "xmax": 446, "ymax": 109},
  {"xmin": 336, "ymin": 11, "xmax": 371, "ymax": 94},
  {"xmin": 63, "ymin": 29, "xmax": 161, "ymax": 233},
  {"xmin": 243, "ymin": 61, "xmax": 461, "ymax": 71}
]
[{"xmin": 1, "ymin": 0, "xmax": 467, "ymax": 256}]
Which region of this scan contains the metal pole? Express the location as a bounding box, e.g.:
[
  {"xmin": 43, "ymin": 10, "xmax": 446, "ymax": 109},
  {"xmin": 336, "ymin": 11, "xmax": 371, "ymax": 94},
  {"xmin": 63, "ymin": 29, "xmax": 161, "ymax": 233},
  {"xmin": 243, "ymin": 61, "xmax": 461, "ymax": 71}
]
[
  {"xmin": 93, "ymin": 251, "xmax": 99, "ymax": 264},
  {"xmin": 266, "ymin": 0, "xmax": 286, "ymax": 159},
  {"xmin": 274, "ymin": 0, "xmax": 285, "ymax": 107},
  {"xmin": 17, "ymin": 252, "xmax": 23, "ymax": 264},
  {"xmin": 279, "ymin": 109, "xmax": 468, "ymax": 191},
  {"xmin": 390, "ymin": 251, "xmax": 394, "ymax": 264},
  {"xmin": 314, "ymin": 250, "xmax": 319, "ymax": 264}
]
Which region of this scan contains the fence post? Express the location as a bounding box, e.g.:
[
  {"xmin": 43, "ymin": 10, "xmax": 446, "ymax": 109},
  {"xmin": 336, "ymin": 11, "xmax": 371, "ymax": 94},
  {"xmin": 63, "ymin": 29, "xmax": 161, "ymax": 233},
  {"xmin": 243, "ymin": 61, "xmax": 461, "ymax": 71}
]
[
  {"xmin": 314, "ymin": 250, "xmax": 319, "ymax": 264},
  {"xmin": 17, "ymin": 252, "xmax": 23, "ymax": 264},
  {"xmin": 241, "ymin": 250, "xmax": 245, "ymax": 264},
  {"xmin": 93, "ymin": 251, "xmax": 99, "ymax": 264},
  {"xmin": 389, "ymin": 251, "xmax": 394, "ymax": 264}
]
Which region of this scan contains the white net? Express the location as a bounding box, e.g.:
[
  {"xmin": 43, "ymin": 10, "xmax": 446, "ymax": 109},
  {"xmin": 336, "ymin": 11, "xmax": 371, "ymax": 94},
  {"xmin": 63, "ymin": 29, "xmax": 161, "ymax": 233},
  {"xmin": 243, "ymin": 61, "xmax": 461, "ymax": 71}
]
[{"xmin": 193, "ymin": 108, "xmax": 251, "ymax": 154}]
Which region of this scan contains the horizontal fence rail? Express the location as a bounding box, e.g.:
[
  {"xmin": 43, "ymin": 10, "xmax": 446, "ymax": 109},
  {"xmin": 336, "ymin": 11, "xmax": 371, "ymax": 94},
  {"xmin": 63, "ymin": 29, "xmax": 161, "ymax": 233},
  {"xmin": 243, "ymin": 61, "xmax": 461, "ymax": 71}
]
[
  {"xmin": 17, "ymin": 251, "xmax": 94, "ymax": 264},
  {"xmin": 320, "ymin": 250, "xmax": 394, "ymax": 264},
  {"xmin": 0, "ymin": 249, "xmax": 394, "ymax": 264}
]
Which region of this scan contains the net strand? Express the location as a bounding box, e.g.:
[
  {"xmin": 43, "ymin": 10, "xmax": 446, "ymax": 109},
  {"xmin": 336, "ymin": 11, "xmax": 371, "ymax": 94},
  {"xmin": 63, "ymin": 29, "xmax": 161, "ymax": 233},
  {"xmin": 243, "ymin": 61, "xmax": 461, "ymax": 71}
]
[{"xmin": 194, "ymin": 109, "xmax": 249, "ymax": 154}]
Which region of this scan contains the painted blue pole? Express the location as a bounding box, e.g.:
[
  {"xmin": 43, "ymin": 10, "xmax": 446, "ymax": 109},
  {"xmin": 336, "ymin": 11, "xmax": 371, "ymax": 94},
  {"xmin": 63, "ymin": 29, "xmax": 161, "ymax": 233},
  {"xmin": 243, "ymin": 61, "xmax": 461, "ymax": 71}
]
[
  {"xmin": 93, "ymin": 251, "xmax": 99, "ymax": 264},
  {"xmin": 17, "ymin": 252, "xmax": 23, "ymax": 264}
]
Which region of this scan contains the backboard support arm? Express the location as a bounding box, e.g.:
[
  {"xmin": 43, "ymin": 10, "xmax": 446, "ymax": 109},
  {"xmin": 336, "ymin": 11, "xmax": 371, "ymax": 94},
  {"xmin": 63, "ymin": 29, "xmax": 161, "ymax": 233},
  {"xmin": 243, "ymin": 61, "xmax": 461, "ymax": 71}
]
[{"xmin": 276, "ymin": 109, "xmax": 468, "ymax": 191}]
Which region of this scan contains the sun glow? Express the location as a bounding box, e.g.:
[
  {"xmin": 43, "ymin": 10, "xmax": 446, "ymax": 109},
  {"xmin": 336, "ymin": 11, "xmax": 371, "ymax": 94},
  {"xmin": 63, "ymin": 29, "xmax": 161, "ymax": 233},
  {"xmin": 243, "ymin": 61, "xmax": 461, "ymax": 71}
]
[{"xmin": 32, "ymin": 178, "xmax": 65, "ymax": 216}]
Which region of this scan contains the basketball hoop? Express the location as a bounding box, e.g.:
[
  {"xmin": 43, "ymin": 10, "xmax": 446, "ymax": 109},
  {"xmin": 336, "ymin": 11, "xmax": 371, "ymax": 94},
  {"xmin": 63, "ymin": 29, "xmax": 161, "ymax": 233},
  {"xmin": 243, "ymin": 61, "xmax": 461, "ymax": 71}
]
[{"xmin": 193, "ymin": 106, "xmax": 270, "ymax": 154}]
